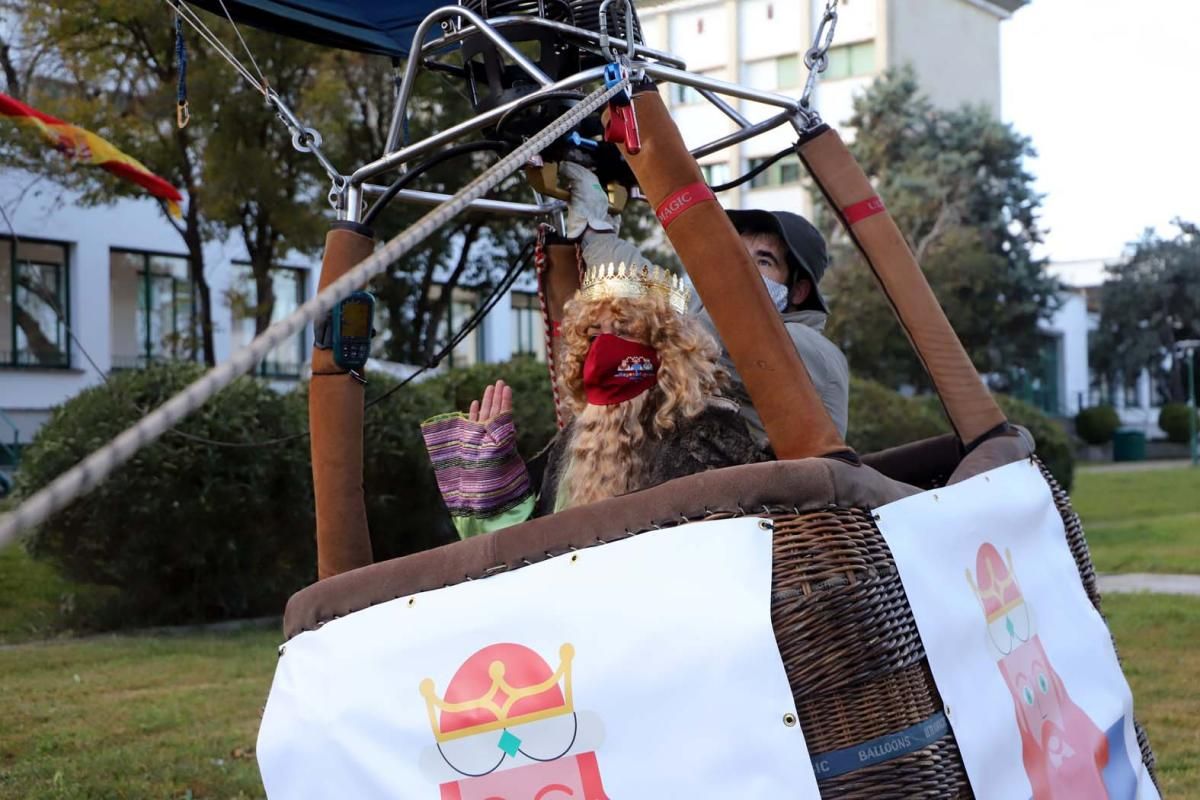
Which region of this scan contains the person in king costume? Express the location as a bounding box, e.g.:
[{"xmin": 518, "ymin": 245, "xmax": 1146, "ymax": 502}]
[
  {"xmin": 420, "ymin": 248, "xmax": 762, "ymax": 537},
  {"xmin": 418, "ymin": 642, "xmax": 608, "ymax": 799},
  {"xmin": 966, "ymin": 542, "xmax": 1112, "ymax": 799}
]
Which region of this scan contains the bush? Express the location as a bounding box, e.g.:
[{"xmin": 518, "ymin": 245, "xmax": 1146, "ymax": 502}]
[
  {"xmin": 1075, "ymin": 405, "xmax": 1121, "ymax": 445},
  {"xmin": 845, "ymin": 377, "xmax": 947, "ymax": 454},
  {"xmin": 992, "ymin": 394, "xmax": 1075, "ymax": 492},
  {"xmin": 16, "ymin": 363, "xmax": 314, "ymax": 626},
  {"xmin": 1158, "ymin": 403, "xmax": 1198, "ymax": 444}
]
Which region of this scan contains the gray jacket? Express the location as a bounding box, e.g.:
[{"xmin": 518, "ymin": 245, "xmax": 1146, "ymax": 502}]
[{"xmin": 694, "ymin": 306, "xmax": 850, "ymax": 449}]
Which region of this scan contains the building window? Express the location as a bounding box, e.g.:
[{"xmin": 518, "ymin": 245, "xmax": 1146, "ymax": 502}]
[
  {"xmin": 670, "ymin": 70, "xmax": 722, "ymax": 106},
  {"xmin": 511, "ymin": 291, "xmax": 547, "ymax": 362},
  {"xmin": 229, "ymin": 264, "xmax": 307, "ymax": 378},
  {"xmin": 0, "ymin": 237, "xmax": 71, "ymax": 368},
  {"xmin": 700, "ymin": 162, "xmax": 731, "ymax": 187},
  {"xmin": 1121, "ymin": 371, "xmax": 1141, "ymax": 409},
  {"xmin": 432, "ymin": 285, "xmax": 485, "ymax": 368},
  {"xmin": 823, "ymin": 40, "xmax": 876, "ymax": 81},
  {"xmin": 109, "ymin": 250, "xmax": 197, "ymax": 369},
  {"xmin": 743, "ymin": 55, "xmax": 802, "ymax": 91},
  {"xmin": 747, "ymin": 157, "xmax": 803, "ymax": 189}
]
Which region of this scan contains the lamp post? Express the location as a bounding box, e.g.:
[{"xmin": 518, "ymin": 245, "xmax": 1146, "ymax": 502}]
[{"xmin": 1177, "ymin": 340, "xmax": 1200, "ymax": 467}]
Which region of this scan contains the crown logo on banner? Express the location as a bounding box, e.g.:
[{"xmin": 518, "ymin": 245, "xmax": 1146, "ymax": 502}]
[
  {"xmin": 420, "ymin": 643, "xmax": 575, "ymax": 742},
  {"xmin": 965, "ymin": 543, "xmax": 1026, "ymax": 623},
  {"xmin": 579, "ymin": 261, "xmax": 691, "ymax": 314}
]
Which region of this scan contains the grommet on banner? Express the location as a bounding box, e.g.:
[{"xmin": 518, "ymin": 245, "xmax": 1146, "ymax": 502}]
[
  {"xmin": 758, "ymin": 519, "xmax": 773, "ymax": 531},
  {"xmin": 408, "ymin": 597, "xmax": 416, "ymax": 607},
  {"xmin": 782, "ymin": 712, "xmax": 798, "ymax": 727},
  {"xmin": 571, "ymin": 554, "xmax": 579, "ymax": 563}
]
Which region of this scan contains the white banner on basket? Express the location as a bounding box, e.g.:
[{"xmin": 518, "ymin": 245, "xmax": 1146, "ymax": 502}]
[
  {"xmin": 257, "ymin": 517, "xmax": 821, "ymax": 799},
  {"xmin": 875, "ymin": 459, "xmax": 1159, "ymax": 800}
]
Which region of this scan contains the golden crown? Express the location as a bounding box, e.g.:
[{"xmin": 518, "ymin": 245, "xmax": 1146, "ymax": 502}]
[
  {"xmin": 419, "ymin": 643, "xmax": 575, "ymax": 742},
  {"xmin": 965, "ymin": 547, "xmax": 1024, "ymax": 624},
  {"xmin": 579, "ymin": 261, "xmax": 691, "ymax": 314}
]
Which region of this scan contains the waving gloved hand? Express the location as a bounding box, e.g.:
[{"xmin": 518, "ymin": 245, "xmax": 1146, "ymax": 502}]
[
  {"xmin": 560, "ymin": 160, "xmax": 617, "ymax": 238},
  {"xmin": 420, "ymin": 380, "xmax": 533, "ymax": 527}
]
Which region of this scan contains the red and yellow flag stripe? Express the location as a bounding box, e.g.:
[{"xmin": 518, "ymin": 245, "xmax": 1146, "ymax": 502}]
[{"xmin": 0, "ymin": 92, "xmax": 183, "ymax": 218}]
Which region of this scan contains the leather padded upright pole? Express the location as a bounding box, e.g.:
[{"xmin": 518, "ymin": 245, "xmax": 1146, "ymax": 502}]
[
  {"xmin": 539, "ymin": 240, "xmax": 583, "ymax": 428},
  {"xmin": 796, "ymin": 126, "xmax": 1007, "ymax": 448},
  {"xmin": 310, "ymin": 222, "xmax": 374, "ymax": 580},
  {"xmin": 618, "ymin": 90, "xmax": 848, "ymax": 460}
]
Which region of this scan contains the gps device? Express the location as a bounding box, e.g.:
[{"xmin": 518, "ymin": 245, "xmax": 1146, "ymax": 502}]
[{"xmin": 315, "ymin": 291, "xmax": 376, "ymax": 371}]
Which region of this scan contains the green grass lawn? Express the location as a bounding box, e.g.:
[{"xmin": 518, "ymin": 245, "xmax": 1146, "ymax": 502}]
[
  {"xmin": 1072, "ymin": 466, "xmax": 1200, "ymax": 574},
  {"xmin": 0, "ymin": 595, "xmax": 1194, "ymax": 799}
]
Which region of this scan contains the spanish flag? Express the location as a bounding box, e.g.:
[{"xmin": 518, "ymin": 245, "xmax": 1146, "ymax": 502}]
[{"xmin": 0, "ymin": 92, "xmax": 183, "ymax": 218}]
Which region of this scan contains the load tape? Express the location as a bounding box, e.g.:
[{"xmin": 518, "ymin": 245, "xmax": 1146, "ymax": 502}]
[
  {"xmin": 810, "ymin": 710, "xmax": 949, "ymax": 780},
  {"xmin": 655, "ymin": 181, "xmax": 716, "ymax": 229},
  {"xmin": 842, "ymin": 195, "xmax": 886, "ymax": 224}
]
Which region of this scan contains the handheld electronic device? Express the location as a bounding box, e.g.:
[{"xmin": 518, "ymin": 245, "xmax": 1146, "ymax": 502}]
[{"xmin": 315, "ymin": 291, "xmax": 376, "ymax": 371}]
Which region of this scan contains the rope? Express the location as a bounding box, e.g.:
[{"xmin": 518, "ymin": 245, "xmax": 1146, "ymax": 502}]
[
  {"xmin": 216, "ymin": 0, "xmax": 268, "ymax": 91},
  {"xmin": 174, "ymin": 13, "xmax": 190, "ymax": 128},
  {"xmin": 169, "ymin": 0, "xmax": 268, "ymax": 95},
  {"xmin": 0, "ymin": 77, "xmax": 627, "ymax": 548}
]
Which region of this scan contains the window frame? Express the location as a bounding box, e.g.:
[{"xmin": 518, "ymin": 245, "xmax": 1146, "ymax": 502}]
[
  {"xmin": 2, "ymin": 235, "xmax": 72, "ymax": 370},
  {"xmin": 109, "ymin": 248, "xmax": 198, "ymax": 370},
  {"xmin": 510, "ymin": 290, "xmax": 546, "ymax": 361},
  {"xmin": 229, "ymin": 261, "xmax": 308, "ymax": 379}
]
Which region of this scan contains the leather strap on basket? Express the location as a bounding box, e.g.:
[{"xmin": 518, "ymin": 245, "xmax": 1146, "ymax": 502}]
[
  {"xmin": 615, "ymin": 90, "xmax": 848, "ymax": 460},
  {"xmin": 535, "ymin": 226, "xmax": 583, "ymax": 429},
  {"xmin": 796, "ymin": 126, "xmax": 1007, "ymax": 447},
  {"xmin": 310, "ymin": 223, "xmax": 374, "ymax": 580}
]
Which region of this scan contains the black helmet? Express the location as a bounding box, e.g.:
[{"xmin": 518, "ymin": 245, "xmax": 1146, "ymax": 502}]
[{"xmin": 726, "ymin": 209, "xmax": 829, "ymax": 313}]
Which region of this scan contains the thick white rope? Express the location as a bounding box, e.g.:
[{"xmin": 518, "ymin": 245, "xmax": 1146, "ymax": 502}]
[{"xmin": 0, "ymin": 78, "xmax": 627, "ymax": 548}]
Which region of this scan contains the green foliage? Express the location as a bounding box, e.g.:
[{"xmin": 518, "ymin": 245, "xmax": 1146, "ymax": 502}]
[
  {"xmin": 1093, "ymin": 221, "xmax": 1200, "ymax": 404},
  {"xmin": 821, "ymin": 68, "xmax": 1060, "ymax": 392},
  {"xmin": 846, "ymin": 378, "xmax": 1074, "ymax": 490},
  {"xmin": 15, "ymin": 364, "xmax": 314, "ymax": 625},
  {"xmin": 844, "ymin": 377, "xmax": 947, "ymax": 454},
  {"xmin": 1075, "ymin": 405, "xmax": 1121, "ymax": 445},
  {"xmin": 1158, "ymin": 403, "xmax": 1198, "ymax": 444}
]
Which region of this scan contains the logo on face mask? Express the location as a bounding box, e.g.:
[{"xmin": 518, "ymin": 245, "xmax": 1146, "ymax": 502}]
[{"xmin": 615, "ymin": 355, "xmax": 656, "ymax": 381}]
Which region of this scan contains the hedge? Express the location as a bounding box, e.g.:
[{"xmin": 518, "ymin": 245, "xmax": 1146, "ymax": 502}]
[
  {"xmin": 16, "ymin": 363, "xmax": 314, "ymax": 626},
  {"xmin": 1158, "ymin": 402, "xmax": 1198, "ymax": 444},
  {"xmin": 1075, "ymin": 405, "xmax": 1120, "ymax": 445}
]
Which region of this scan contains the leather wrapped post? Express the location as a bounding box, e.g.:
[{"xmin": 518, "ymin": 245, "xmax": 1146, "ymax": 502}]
[
  {"xmin": 310, "ymin": 221, "xmax": 374, "ymax": 580},
  {"xmin": 796, "ymin": 126, "xmax": 1007, "ymax": 448},
  {"xmin": 617, "ymin": 89, "xmax": 848, "ymax": 460},
  {"xmin": 537, "ymin": 238, "xmax": 583, "ymax": 428}
]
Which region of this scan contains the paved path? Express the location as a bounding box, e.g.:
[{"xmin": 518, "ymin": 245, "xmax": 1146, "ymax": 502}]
[
  {"xmin": 1098, "ymin": 573, "xmax": 1200, "ymax": 596},
  {"xmin": 1079, "ymin": 459, "xmax": 1194, "ymax": 473}
]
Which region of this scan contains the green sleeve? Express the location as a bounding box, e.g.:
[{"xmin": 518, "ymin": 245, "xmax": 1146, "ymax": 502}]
[{"xmin": 451, "ymin": 495, "xmax": 537, "ymax": 539}]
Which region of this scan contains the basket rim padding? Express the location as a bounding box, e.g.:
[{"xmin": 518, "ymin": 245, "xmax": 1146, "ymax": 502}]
[{"xmin": 282, "ymin": 429, "xmax": 1035, "ymax": 640}]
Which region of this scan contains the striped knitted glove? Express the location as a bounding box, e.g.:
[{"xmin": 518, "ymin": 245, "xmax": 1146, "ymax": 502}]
[{"xmin": 420, "ymin": 411, "xmax": 533, "ymax": 519}]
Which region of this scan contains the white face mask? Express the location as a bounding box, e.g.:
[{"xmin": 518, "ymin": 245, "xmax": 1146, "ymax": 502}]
[{"xmin": 762, "ymin": 274, "xmax": 789, "ymax": 312}]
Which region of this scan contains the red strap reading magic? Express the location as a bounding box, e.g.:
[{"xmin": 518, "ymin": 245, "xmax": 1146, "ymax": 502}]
[
  {"xmin": 655, "ymin": 181, "xmax": 715, "ymax": 229},
  {"xmin": 843, "ymin": 195, "xmax": 886, "ymax": 224}
]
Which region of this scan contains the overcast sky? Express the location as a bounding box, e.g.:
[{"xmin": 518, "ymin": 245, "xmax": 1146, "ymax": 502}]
[{"xmin": 1001, "ymin": 0, "xmax": 1200, "ymax": 263}]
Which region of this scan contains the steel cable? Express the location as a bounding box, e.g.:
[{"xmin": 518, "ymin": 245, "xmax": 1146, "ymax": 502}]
[{"xmin": 0, "ymin": 77, "xmax": 627, "ymax": 547}]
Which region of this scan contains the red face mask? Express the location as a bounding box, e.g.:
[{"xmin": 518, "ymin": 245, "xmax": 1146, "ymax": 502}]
[{"xmin": 582, "ymin": 333, "xmax": 660, "ymax": 406}]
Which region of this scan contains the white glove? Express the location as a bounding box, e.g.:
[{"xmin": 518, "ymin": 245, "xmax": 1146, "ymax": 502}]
[{"xmin": 560, "ymin": 161, "xmax": 616, "ymax": 238}]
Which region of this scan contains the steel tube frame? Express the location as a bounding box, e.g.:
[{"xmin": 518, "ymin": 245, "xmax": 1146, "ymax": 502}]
[
  {"xmin": 348, "ymin": 8, "xmax": 815, "ymax": 222},
  {"xmin": 361, "ymin": 183, "xmax": 565, "ymax": 217}
]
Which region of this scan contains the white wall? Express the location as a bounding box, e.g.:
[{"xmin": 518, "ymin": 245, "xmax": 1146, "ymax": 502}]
[
  {"xmin": 1042, "ymin": 291, "xmax": 1089, "ymax": 416},
  {"xmin": 884, "ymin": 0, "xmax": 1003, "ymax": 112},
  {"xmin": 0, "ymin": 171, "xmax": 316, "ymax": 439}
]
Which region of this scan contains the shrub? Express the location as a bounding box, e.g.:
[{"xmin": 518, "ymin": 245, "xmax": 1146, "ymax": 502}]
[
  {"xmin": 1158, "ymin": 402, "xmax": 1198, "ymax": 444},
  {"xmin": 1075, "ymin": 405, "xmax": 1121, "ymax": 445},
  {"xmin": 845, "ymin": 378, "xmax": 947, "ymax": 454},
  {"xmin": 16, "ymin": 363, "xmax": 314, "ymax": 626}
]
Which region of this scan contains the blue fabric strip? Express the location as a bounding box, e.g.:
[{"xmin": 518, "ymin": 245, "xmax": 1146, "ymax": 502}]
[{"xmin": 811, "ymin": 711, "xmax": 949, "ymax": 780}]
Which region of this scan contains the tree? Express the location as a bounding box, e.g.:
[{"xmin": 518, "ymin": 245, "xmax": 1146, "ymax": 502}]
[
  {"xmin": 1091, "ymin": 220, "xmax": 1200, "ymax": 404},
  {"xmin": 819, "ymin": 68, "xmax": 1060, "ymax": 392},
  {"xmin": 14, "ymin": 2, "xmax": 334, "ymax": 362}
]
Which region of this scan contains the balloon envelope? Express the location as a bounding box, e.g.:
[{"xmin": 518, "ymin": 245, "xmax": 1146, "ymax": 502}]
[{"xmin": 183, "ymin": 0, "xmax": 443, "ymax": 57}]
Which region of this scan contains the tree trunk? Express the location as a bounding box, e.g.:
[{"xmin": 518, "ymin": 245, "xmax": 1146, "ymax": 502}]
[{"xmin": 184, "ymin": 221, "xmax": 216, "ymax": 366}]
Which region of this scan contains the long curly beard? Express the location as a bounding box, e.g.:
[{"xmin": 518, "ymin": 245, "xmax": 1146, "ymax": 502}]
[{"xmin": 558, "ymin": 393, "xmax": 650, "ymax": 509}]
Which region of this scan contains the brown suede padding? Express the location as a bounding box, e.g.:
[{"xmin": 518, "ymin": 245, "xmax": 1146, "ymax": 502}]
[
  {"xmin": 282, "ymin": 458, "xmax": 920, "ymax": 639},
  {"xmin": 946, "ymin": 427, "xmax": 1035, "ymax": 485},
  {"xmin": 310, "ymin": 227, "xmax": 375, "ymax": 580},
  {"xmin": 861, "ymin": 434, "xmax": 962, "ymax": 489},
  {"xmin": 618, "ymin": 91, "xmax": 847, "ymax": 460},
  {"xmin": 797, "ymin": 128, "xmax": 1007, "ymax": 446}
]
